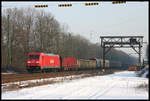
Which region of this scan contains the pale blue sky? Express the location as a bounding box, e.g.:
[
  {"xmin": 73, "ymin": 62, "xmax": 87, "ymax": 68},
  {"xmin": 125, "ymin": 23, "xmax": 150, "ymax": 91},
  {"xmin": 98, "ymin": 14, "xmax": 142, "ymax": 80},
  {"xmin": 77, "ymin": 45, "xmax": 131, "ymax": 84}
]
[{"xmin": 2, "ymin": 1, "xmax": 149, "ymax": 59}]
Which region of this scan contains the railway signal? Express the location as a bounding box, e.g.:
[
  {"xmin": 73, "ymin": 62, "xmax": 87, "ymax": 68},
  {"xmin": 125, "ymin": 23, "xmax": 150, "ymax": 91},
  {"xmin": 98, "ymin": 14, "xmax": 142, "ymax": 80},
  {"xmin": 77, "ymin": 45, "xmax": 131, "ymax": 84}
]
[
  {"xmin": 35, "ymin": 5, "xmax": 48, "ymax": 8},
  {"xmin": 85, "ymin": 2, "xmax": 99, "ymax": 6},
  {"xmin": 112, "ymin": 1, "xmax": 126, "ymax": 4},
  {"xmin": 58, "ymin": 4, "xmax": 72, "ymax": 7}
]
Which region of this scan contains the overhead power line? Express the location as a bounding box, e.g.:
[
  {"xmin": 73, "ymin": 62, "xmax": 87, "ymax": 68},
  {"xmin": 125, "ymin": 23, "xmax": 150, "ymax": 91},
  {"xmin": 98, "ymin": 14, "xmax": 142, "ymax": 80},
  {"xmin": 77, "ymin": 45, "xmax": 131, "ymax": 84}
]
[{"xmin": 2, "ymin": 2, "xmax": 127, "ymax": 8}]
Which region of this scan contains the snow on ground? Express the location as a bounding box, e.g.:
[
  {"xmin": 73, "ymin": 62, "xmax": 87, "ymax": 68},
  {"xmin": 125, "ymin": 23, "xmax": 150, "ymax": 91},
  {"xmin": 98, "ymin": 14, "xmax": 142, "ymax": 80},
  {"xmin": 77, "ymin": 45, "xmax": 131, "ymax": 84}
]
[
  {"xmin": 2, "ymin": 74, "xmax": 85, "ymax": 90},
  {"xmin": 2, "ymin": 71, "xmax": 149, "ymax": 99}
]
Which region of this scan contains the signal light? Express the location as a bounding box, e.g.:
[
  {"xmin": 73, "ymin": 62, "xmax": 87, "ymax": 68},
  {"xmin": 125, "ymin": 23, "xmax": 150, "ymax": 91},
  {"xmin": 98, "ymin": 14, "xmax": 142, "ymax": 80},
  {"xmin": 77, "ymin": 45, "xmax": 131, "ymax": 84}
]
[
  {"xmin": 35, "ymin": 5, "xmax": 48, "ymax": 8},
  {"xmin": 58, "ymin": 4, "xmax": 72, "ymax": 7},
  {"xmin": 85, "ymin": 2, "xmax": 99, "ymax": 6},
  {"xmin": 112, "ymin": 1, "xmax": 126, "ymax": 4}
]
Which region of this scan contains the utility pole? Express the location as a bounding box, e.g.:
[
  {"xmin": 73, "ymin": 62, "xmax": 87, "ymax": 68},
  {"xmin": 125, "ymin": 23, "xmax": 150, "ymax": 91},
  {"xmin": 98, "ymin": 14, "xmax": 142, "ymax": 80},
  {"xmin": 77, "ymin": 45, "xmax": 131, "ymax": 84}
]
[
  {"xmin": 69, "ymin": 33, "xmax": 73, "ymax": 56},
  {"xmin": 8, "ymin": 14, "xmax": 11, "ymax": 68}
]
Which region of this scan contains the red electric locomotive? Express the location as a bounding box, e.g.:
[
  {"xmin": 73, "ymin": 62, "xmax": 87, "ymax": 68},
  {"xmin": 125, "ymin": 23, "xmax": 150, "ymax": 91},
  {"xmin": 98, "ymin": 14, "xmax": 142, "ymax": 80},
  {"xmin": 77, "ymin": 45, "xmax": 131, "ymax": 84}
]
[{"xmin": 27, "ymin": 53, "xmax": 62, "ymax": 72}]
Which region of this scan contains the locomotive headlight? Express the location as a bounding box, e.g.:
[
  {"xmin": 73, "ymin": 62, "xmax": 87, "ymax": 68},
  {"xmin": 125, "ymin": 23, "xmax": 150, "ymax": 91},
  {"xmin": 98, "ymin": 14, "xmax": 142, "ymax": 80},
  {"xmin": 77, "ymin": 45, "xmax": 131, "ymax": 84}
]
[
  {"xmin": 28, "ymin": 61, "xmax": 31, "ymax": 63},
  {"xmin": 36, "ymin": 61, "xmax": 39, "ymax": 63}
]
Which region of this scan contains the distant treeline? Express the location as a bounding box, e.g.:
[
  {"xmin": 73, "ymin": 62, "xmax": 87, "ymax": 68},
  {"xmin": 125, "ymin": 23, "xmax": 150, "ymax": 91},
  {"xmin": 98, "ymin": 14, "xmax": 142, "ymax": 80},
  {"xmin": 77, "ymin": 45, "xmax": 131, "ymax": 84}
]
[{"xmin": 2, "ymin": 8, "xmax": 139, "ymax": 72}]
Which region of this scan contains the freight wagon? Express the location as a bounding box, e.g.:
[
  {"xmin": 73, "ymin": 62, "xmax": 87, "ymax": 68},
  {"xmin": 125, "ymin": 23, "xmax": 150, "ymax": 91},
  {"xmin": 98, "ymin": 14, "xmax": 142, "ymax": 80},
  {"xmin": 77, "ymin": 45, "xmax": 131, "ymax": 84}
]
[
  {"xmin": 77, "ymin": 59, "xmax": 97, "ymax": 70},
  {"xmin": 62, "ymin": 56, "xmax": 77, "ymax": 71},
  {"xmin": 109, "ymin": 61, "xmax": 122, "ymax": 69},
  {"xmin": 99, "ymin": 59, "xmax": 110, "ymax": 68},
  {"xmin": 62, "ymin": 57, "xmax": 97, "ymax": 70},
  {"xmin": 128, "ymin": 65, "xmax": 137, "ymax": 71},
  {"xmin": 89, "ymin": 58, "xmax": 109, "ymax": 69}
]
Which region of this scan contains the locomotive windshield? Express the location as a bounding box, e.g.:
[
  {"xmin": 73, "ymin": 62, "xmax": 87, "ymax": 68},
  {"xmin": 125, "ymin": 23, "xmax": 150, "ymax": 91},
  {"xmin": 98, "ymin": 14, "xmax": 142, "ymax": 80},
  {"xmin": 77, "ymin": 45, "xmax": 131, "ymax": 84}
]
[{"xmin": 29, "ymin": 55, "xmax": 40, "ymax": 59}]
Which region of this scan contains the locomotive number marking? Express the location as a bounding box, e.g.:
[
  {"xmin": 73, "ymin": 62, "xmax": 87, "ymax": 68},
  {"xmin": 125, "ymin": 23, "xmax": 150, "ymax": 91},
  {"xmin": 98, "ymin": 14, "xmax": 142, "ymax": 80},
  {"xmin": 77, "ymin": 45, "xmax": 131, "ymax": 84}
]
[{"xmin": 50, "ymin": 60, "xmax": 54, "ymax": 63}]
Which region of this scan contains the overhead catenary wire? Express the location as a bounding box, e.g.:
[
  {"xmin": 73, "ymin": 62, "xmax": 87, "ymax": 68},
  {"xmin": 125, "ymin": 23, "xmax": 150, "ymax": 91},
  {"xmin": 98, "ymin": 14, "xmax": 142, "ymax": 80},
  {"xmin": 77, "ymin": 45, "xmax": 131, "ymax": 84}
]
[
  {"xmin": 2, "ymin": 1, "xmax": 147, "ymax": 8},
  {"xmin": 1, "ymin": 2, "xmax": 112, "ymax": 8}
]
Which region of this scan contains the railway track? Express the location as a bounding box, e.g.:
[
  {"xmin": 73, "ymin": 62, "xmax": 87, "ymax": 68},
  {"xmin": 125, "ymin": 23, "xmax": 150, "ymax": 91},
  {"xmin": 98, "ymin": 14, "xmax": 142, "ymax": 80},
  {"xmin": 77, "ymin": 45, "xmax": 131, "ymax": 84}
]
[
  {"xmin": 2, "ymin": 69, "xmax": 124, "ymax": 84},
  {"xmin": 1, "ymin": 70, "xmax": 99, "ymax": 84}
]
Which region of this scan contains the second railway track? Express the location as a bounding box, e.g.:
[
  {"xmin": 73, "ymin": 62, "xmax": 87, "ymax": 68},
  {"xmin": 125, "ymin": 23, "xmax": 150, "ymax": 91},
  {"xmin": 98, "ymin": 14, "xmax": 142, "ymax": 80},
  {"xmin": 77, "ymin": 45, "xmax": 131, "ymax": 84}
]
[{"xmin": 2, "ymin": 69, "xmax": 124, "ymax": 84}]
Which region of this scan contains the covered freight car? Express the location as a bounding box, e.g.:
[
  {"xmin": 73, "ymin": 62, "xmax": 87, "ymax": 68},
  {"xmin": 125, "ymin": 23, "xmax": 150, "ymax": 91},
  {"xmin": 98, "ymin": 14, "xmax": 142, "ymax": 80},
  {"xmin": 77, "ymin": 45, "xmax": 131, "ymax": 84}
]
[
  {"xmin": 62, "ymin": 57, "xmax": 97, "ymax": 71},
  {"xmin": 109, "ymin": 61, "xmax": 122, "ymax": 69},
  {"xmin": 62, "ymin": 56, "xmax": 77, "ymax": 70},
  {"xmin": 128, "ymin": 65, "xmax": 137, "ymax": 71},
  {"xmin": 77, "ymin": 59, "xmax": 97, "ymax": 70},
  {"xmin": 89, "ymin": 58, "xmax": 110, "ymax": 69},
  {"xmin": 100, "ymin": 59, "xmax": 110, "ymax": 68}
]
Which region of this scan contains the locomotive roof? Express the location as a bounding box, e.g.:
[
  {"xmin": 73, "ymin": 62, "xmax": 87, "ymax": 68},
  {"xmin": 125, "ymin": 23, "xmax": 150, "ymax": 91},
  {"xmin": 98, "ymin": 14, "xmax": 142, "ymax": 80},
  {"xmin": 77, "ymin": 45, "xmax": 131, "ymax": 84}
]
[{"xmin": 44, "ymin": 53, "xmax": 59, "ymax": 56}]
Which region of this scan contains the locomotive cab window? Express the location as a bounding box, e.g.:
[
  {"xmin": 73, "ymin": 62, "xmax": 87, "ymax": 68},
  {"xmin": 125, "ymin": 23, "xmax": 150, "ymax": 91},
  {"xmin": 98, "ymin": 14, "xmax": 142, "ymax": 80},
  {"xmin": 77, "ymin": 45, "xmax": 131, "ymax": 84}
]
[{"xmin": 29, "ymin": 55, "xmax": 40, "ymax": 59}]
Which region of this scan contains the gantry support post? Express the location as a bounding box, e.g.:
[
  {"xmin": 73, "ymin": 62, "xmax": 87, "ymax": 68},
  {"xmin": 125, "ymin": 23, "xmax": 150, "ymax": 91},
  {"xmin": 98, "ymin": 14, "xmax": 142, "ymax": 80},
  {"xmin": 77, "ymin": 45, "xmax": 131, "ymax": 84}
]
[
  {"xmin": 139, "ymin": 43, "xmax": 141, "ymax": 70},
  {"xmin": 102, "ymin": 44, "xmax": 105, "ymax": 71}
]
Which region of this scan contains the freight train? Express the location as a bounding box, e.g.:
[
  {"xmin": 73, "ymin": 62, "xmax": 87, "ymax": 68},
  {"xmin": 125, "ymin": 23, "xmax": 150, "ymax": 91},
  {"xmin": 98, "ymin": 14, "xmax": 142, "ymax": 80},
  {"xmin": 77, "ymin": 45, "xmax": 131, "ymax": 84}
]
[{"xmin": 26, "ymin": 52, "xmax": 122, "ymax": 73}]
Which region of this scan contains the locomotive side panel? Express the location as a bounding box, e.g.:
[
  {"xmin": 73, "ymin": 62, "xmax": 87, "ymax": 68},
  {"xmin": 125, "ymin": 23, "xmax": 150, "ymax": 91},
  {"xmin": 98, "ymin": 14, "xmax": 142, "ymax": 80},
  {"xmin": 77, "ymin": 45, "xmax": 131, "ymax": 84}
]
[{"xmin": 41, "ymin": 55, "xmax": 61, "ymax": 69}]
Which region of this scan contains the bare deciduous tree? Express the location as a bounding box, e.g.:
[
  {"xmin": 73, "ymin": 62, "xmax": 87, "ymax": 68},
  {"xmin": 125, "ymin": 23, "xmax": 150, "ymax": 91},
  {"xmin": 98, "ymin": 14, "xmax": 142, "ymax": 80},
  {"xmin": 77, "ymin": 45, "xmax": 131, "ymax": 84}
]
[{"xmin": 1, "ymin": 7, "xmax": 138, "ymax": 72}]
